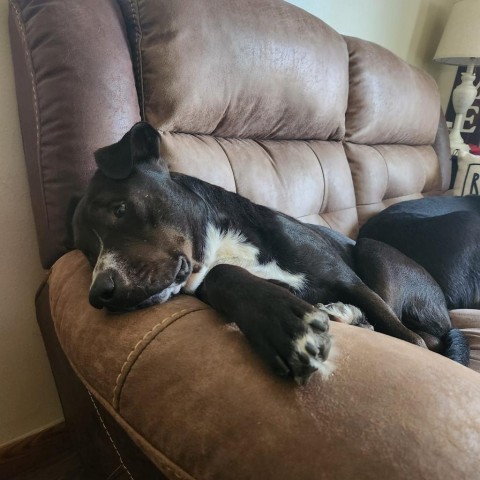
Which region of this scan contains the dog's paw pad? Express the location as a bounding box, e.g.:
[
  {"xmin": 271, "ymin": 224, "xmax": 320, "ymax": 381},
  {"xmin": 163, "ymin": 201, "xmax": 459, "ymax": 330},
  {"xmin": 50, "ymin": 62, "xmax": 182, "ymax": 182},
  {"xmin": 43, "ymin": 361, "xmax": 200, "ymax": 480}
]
[{"xmin": 316, "ymin": 302, "xmax": 373, "ymax": 330}]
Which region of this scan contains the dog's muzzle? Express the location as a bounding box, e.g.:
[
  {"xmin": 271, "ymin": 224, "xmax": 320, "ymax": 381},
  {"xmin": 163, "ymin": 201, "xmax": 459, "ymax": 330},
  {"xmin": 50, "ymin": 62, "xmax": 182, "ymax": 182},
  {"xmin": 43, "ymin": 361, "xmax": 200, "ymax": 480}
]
[{"xmin": 89, "ymin": 256, "xmax": 190, "ymax": 311}]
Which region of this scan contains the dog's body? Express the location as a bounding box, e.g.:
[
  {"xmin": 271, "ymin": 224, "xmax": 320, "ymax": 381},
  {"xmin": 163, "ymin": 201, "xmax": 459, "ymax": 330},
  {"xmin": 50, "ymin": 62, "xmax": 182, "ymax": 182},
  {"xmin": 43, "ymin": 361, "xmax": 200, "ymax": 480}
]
[
  {"xmin": 359, "ymin": 196, "xmax": 480, "ymax": 310},
  {"xmin": 73, "ymin": 123, "xmax": 469, "ymax": 384}
]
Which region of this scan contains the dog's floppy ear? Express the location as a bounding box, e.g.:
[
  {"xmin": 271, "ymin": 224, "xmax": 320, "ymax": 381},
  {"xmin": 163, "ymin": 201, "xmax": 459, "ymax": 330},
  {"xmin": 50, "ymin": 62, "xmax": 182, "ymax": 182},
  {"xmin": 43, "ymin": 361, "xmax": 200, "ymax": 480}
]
[{"xmin": 94, "ymin": 122, "xmax": 166, "ymax": 180}]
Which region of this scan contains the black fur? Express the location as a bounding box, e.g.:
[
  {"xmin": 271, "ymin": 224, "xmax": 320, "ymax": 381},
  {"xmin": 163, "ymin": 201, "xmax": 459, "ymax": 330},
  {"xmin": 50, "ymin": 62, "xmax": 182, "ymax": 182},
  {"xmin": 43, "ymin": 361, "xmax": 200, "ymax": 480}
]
[
  {"xmin": 359, "ymin": 196, "xmax": 480, "ymax": 309},
  {"xmin": 73, "ymin": 123, "xmax": 470, "ymax": 383},
  {"xmin": 444, "ymin": 329, "xmax": 470, "ymax": 366}
]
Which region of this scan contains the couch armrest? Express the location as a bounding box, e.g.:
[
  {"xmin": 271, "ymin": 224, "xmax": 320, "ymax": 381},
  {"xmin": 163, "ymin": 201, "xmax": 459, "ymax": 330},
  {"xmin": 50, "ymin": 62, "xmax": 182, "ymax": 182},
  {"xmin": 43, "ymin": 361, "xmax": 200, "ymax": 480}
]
[{"xmin": 50, "ymin": 251, "xmax": 480, "ymax": 480}]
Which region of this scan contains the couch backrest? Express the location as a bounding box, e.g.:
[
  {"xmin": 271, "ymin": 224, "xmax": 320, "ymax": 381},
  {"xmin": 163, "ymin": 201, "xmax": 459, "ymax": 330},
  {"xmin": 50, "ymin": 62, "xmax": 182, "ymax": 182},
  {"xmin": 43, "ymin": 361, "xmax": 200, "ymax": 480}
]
[
  {"xmin": 9, "ymin": 0, "xmax": 451, "ymax": 269},
  {"xmin": 344, "ymin": 37, "xmax": 451, "ymax": 225}
]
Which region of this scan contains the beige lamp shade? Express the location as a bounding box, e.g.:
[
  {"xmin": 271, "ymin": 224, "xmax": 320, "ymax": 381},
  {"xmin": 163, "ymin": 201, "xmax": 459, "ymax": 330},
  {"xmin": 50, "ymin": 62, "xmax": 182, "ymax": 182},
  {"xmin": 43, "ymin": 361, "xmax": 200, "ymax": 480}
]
[{"xmin": 434, "ymin": 0, "xmax": 480, "ymax": 65}]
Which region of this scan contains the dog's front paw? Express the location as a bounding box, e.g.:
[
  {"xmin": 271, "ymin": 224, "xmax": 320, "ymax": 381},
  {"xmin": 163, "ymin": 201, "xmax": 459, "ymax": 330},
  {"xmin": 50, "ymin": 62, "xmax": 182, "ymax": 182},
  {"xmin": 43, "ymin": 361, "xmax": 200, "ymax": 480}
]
[
  {"xmin": 289, "ymin": 308, "xmax": 333, "ymax": 385},
  {"xmin": 234, "ymin": 286, "xmax": 334, "ymax": 385}
]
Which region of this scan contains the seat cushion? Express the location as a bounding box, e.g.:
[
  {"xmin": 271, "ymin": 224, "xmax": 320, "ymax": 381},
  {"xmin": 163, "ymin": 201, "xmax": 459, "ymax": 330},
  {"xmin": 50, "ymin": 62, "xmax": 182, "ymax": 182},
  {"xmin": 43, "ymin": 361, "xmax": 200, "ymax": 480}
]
[{"xmin": 48, "ymin": 250, "xmax": 480, "ymax": 480}]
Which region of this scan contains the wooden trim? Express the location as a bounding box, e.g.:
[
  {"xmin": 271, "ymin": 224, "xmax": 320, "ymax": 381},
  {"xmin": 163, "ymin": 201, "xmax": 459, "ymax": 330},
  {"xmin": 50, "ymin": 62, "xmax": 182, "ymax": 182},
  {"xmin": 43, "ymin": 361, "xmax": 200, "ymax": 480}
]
[{"xmin": 0, "ymin": 422, "xmax": 72, "ymax": 479}]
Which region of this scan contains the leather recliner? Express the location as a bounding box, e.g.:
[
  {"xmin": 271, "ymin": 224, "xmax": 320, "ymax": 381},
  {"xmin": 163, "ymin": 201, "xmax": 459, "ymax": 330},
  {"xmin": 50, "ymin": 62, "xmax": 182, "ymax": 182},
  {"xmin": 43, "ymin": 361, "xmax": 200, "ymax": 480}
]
[{"xmin": 9, "ymin": 0, "xmax": 480, "ymax": 478}]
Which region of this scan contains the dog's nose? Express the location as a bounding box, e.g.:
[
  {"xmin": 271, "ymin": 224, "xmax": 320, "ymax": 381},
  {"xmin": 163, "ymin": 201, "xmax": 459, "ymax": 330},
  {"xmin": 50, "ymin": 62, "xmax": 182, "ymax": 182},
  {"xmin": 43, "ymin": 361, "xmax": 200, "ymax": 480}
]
[
  {"xmin": 175, "ymin": 256, "xmax": 190, "ymax": 283},
  {"xmin": 89, "ymin": 272, "xmax": 115, "ymax": 309}
]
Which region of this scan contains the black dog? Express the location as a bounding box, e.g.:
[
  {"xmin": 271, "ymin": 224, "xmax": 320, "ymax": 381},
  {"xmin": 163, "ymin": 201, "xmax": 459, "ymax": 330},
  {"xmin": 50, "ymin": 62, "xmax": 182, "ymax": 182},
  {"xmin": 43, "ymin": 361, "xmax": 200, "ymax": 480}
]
[
  {"xmin": 359, "ymin": 195, "xmax": 480, "ymax": 311},
  {"xmin": 73, "ymin": 123, "xmax": 469, "ymax": 384}
]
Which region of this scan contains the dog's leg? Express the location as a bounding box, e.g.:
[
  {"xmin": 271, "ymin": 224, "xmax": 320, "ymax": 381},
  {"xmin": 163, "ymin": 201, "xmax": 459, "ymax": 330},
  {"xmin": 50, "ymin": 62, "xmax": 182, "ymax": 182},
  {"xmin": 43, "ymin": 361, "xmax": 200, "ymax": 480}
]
[
  {"xmin": 336, "ymin": 281, "xmax": 427, "ymax": 348},
  {"xmin": 196, "ymin": 264, "xmax": 333, "ymax": 385},
  {"xmin": 354, "ymin": 238, "xmax": 469, "ymax": 365}
]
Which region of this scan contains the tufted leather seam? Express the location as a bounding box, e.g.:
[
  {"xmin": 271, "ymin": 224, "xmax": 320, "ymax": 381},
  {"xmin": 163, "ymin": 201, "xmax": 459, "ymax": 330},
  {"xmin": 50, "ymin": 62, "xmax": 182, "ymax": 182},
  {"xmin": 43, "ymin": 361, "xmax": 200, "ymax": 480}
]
[
  {"xmin": 303, "ymin": 141, "xmax": 327, "ymax": 213},
  {"xmin": 355, "ymin": 196, "xmax": 420, "ymax": 207},
  {"xmin": 10, "ymin": 1, "xmax": 50, "ymax": 227},
  {"xmin": 254, "ymin": 140, "xmax": 281, "ymax": 177},
  {"xmin": 214, "ymin": 138, "xmax": 239, "ymax": 193},
  {"xmin": 318, "ymin": 214, "xmax": 333, "ymax": 229},
  {"xmin": 128, "ymin": 0, "xmax": 145, "ymax": 119},
  {"xmin": 253, "ymin": 140, "xmax": 288, "ymax": 200},
  {"xmin": 112, "ymin": 307, "xmax": 207, "ymax": 410},
  {"xmin": 371, "ymin": 145, "xmax": 390, "ymax": 201},
  {"xmin": 297, "ymin": 205, "xmax": 357, "ymax": 219},
  {"xmin": 417, "ymin": 145, "xmax": 438, "ymax": 194}
]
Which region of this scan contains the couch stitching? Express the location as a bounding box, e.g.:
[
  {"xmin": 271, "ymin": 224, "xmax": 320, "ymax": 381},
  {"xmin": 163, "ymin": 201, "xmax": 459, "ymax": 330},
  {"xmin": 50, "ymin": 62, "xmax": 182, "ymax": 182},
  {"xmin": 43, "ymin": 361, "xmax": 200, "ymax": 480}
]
[
  {"xmin": 49, "ymin": 325, "xmax": 197, "ymax": 479},
  {"xmin": 10, "ymin": 1, "xmax": 49, "ymax": 227},
  {"xmin": 87, "ymin": 391, "xmax": 135, "ymax": 480},
  {"xmin": 85, "ymin": 384, "xmax": 196, "ymax": 480},
  {"xmin": 112, "ymin": 307, "xmax": 206, "ymax": 409}
]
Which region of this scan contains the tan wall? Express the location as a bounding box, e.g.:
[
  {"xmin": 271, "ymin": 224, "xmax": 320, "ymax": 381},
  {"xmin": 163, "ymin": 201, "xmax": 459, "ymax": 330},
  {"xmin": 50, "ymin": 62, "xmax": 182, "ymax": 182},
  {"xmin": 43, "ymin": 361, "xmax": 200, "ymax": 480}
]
[
  {"xmin": 0, "ymin": 0, "xmax": 63, "ymax": 446},
  {"xmin": 0, "ymin": 0, "xmax": 458, "ymax": 445}
]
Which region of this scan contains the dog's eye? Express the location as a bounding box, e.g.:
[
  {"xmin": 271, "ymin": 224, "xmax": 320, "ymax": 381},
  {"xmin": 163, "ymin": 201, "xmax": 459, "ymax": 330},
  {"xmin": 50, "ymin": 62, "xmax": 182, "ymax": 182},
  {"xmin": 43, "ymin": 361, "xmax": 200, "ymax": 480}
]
[{"xmin": 113, "ymin": 202, "xmax": 126, "ymax": 218}]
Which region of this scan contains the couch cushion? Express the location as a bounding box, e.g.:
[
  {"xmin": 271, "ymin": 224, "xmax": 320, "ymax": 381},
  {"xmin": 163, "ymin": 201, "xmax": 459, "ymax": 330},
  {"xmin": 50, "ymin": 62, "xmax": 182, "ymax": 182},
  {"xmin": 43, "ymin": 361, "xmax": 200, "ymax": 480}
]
[
  {"xmin": 120, "ymin": 0, "xmax": 349, "ymax": 140},
  {"xmin": 342, "ymin": 37, "xmax": 448, "ymax": 226},
  {"xmin": 344, "ymin": 36, "xmax": 440, "ymax": 146},
  {"xmin": 161, "ymin": 134, "xmax": 359, "ymax": 237},
  {"xmin": 49, "ymin": 250, "xmax": 480, "ymax": 480},
  {"xmin": 119, "ymin": 0, "xmax": 359, "ymax": 236},
  {"xmin": 345, "ymin": 143, "xmax": 443, "ymax": 226}
]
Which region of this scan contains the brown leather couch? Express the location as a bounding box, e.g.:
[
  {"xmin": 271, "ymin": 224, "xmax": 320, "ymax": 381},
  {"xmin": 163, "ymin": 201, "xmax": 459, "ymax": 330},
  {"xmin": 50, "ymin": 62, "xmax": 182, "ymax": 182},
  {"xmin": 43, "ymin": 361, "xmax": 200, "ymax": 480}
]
[{"xmin": 9, "ymin": 0, "xmax": 480, "ymax": 478}]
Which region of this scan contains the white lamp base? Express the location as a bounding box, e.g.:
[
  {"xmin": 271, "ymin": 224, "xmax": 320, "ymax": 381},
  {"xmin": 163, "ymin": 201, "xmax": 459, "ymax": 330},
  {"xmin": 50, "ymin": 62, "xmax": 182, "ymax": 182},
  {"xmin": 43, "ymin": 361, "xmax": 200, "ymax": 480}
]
[
  {"xmin": 449, "ymin": 64, "xmax": 478, "ymax": 154},
  {"xmin": 449, "ymin": 129, "xmax": 471, "ymax": 152}
]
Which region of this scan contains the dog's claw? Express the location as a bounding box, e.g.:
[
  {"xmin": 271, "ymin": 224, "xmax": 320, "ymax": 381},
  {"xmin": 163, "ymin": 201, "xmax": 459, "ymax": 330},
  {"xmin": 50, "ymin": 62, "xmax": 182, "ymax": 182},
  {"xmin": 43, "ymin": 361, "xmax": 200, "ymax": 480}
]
[
  {"xmin": 294, "ymin": 363, "xmax": 318, "ymax": 385},
  {"xmin": 305, "ymin": 341, "xmax": 319, "ymax": 357},
  {"xmin": 309, "ymin": 318, "xmax": 329, "ymax": 332},
  {"xmin": 298, "ymin": 351, "xmax": 311, "ymax": 365}
]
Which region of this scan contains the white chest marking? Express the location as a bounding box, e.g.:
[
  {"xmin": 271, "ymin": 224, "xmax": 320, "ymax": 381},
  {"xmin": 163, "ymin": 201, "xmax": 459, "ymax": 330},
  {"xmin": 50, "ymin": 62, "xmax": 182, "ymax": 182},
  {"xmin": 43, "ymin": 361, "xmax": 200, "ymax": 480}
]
[{"xmin": 184, "ymin": 225, "xmax": 305, "ymax": 293}]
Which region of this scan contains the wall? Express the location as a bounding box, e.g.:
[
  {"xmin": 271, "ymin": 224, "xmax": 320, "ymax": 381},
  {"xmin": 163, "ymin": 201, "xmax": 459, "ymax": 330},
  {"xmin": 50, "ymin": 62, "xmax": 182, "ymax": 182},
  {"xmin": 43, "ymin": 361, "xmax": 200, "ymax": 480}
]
[
  {"xmin": 0, "ymin": 0, "xmax": 458, "ymax": 446},
  {"xmin": 0, "ymin": 0, "xmax": 63, "ymax": 446}
]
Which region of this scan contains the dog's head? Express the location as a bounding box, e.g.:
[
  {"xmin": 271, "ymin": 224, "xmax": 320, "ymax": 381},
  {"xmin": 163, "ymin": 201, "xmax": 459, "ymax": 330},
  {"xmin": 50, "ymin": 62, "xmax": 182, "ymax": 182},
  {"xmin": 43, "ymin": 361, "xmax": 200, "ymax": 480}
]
[{"xmin": 73, "ymin": 122, "xmax": 196, "ymax": 311}]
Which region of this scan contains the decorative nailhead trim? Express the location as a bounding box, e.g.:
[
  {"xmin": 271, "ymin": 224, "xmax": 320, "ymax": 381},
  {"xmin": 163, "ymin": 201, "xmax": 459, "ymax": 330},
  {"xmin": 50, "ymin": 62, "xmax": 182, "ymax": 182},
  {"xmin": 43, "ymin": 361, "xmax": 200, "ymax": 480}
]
[{"xmin": 87, "ymin": 390, "xmax": 135, "ymax": 480}]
